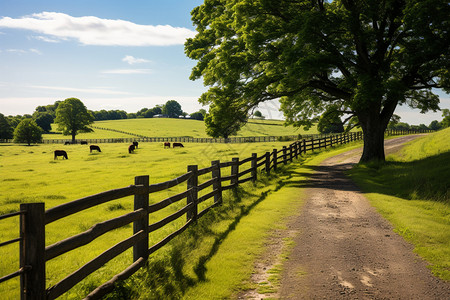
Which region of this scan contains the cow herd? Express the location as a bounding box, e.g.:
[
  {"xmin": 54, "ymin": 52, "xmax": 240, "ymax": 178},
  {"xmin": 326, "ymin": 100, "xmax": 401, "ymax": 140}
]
[{"xmin": 54, "ymin": 141, "xmax": 184, "ymax": 159}]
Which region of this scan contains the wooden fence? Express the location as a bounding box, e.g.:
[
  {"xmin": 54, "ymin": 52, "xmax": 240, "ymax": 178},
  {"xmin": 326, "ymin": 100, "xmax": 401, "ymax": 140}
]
[{"xmin": 0, "ymin": 130, "xmax": 400, "ymax": 299}]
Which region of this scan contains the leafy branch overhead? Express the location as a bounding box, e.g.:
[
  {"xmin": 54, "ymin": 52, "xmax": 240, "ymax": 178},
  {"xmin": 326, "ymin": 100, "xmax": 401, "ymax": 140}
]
[{"xmin": 185, "ymin": 0, "xmax": 449, "ymax": 162}]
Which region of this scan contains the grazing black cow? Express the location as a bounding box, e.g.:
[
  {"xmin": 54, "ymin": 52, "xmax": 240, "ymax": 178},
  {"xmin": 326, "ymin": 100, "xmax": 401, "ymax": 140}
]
[
  {"xmin": 64, "ymin": 141, "xmax": 71, "ymax": 145},
  {"xmin": 128, "ymin": 144, "xmax": 135, "ymax": 153},
  {"xmin": 133, "ymin": 141, "xmax": 139, "ymax": 148},
  {"xmin": 90, "ymin": 145, "xmax": 101, "ymax": 153},
  {"xmin": 164, "ymin": 142, "xmax": 170, "ymax": 148},
  {"xmin": 54, "ymin": 150, "xmax": 68, "ymax": 160},
  {"xmin": 80, "ymin": 141, "xmax": 88, "ymax": 145},
  {"xmin": 173, "ymin": 142, "xmax": 184, "ymax": 148}
]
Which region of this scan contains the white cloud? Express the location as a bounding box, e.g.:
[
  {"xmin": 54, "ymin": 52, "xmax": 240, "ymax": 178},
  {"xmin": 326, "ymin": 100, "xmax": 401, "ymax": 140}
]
[
  {"xmin": 32, "ymin": 35, "xmax": 61, "ymax": 43},
  {"xmin": 0, "ymin": 12, "xmax": 196, "ymax": 46},
  {"xmin": 122, "ymin": 55, "xmax": 150, "ymax": 65},
  {"xmin": 29, "ymin": 48, "xmax": 42, "ymax": 55},
  {"xmin": 101, "ymin": 69, "xmax": 152, "ymax": 74}
]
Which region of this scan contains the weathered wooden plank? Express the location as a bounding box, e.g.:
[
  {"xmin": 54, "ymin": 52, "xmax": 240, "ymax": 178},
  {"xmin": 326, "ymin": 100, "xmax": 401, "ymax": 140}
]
[
  {"xmin": 197, "ymin": 190, "xmax": 217, "ymax": 204},
  {"xmin": 221, "ymin": 184, "xmax": 235, "ymax": 191},
  {"xmin": 238, "ymin": 167, "xmax": 252, "ymax": 178},
  {"xmin": 239, "ymin": 156, "xmax": 253, "ymax": 165},
  {"xmin": 197, "ymin": 177, "xmax": 217, "ymax": 191},
  {"xmin": 256, "ymin": 160, "xmax": 266, "ymax": 168},
  {"xmin": 0, "ymin": 210, "xmax": 24, "ymax": 221},
  {"xmin": 147, "ymin": 189, "xmax": 192, "ymax": 213},
  {"xmin": 220, "ymin": 175, "xmax": 234, "ymax": 182},
  {"xmin": 0, "ymin": 237, "xmax": 21, "ymax": 248},
  {"xmin": 45, "ymin": 185, "xmax": 141, "ymax": 224},
  {"xmin": 84, "ymin": 257, "xmax": 146, "ymax": 300},
  {"xmin": 219, "ymin": 161, "xmax": 235, "ymax": 168},
  {"xmin": 46, "ymin": 209, "xmax": 147, "ymax": 261},
  {"xmin": 46, "ymin": 231, "xmax": 146, "ymax": 300},
  {"xmin": 148, "ymin": 171, "xmax": 193, "ymax": 193},
  {"xmin": 197, "ymin": 165, "xmax": 215, "ymax": 176},
  {"xmin": 237, "ymin": 177, "xmax": 253, "ymax": 185},
  {"xmin": 147, "ymin": 220, "xmax": 193, "ymax": 256},
  {"xmin": 0, "ymin": 266, "xmax": 29, "ymax": 284},
  {"xmin": 148, "ymin": 203, "xmax": 193, "ymax": 233}
]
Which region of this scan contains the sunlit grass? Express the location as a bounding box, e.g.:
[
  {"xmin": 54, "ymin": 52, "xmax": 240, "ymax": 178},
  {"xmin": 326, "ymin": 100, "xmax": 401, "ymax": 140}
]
[
  {"xmin": 42, "ymin": 118, "xmax": 317, "ymax": 140},
  {"xmin": 0, "ymin": 140, "xmax": 296, "ymax": 299},
  {"xmin": 348, "ymin": 127, "xmax": 450, "ymax": 280}
]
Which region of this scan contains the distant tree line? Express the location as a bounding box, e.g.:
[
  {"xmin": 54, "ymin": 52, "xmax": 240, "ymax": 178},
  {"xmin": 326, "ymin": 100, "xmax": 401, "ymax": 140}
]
[{"xmin": 0, "ymin": 99, "xmax": 207, "ymax": 142}]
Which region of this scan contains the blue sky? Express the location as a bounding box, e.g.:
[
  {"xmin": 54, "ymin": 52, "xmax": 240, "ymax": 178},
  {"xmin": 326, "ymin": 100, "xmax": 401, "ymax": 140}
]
[{"xmin": 0, "ymin": 0, "xmax": 448, "ymax": 125}]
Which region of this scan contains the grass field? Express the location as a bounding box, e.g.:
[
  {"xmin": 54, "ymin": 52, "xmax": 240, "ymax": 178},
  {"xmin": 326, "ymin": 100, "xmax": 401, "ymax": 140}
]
[
  {"xmin": 0, "ymin": 139, "xmax": 301, "ymax": 299},
  {"xmin": 42, "ymin": 118, "xmax": 316, "ymax": 140},
  {"xmin": 348, "ymin": 127, "xmax": 450, "ymax": 280}
]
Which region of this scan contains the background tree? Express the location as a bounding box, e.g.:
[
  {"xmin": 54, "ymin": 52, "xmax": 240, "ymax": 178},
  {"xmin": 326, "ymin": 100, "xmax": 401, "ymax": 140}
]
[
  {"xmin": 253, "ymin": 110, "xmax": 265, "ymax": 119},
  {"xmin": 162, "ymin": 100, "xmax": 183, "ymax": 118},
  {"xmin": 441, "ymin": 109, "xmax": 450, "ymax": 128},
  {"xmin": 0, "ymin": 113, "xmax": 13, "ymax": 139},
  {"xmin": 186, "ymin": 0, "xmax": 449, "ymax": 162},
  {"xmin": 317, "ymin": 108, "xmax": 345, "ymax": 134},
  {"xmin": 190, "ymin": 111, "xmax": 205, "ymax": 120},
  {"xmin": 204, "ymin": 98, "xmax": 248, "ymax": 139},
  {"xmin": 33, "ymin": 112, "xmax": 54, "ymax": 132},
  {"xmin": 13, "ymin": 119, "xmax": 42, "ymax": 145},
  {"xmin": 428, "ymin": 120, "xmax": 442, "ymax": 131},
  {"xmin": 54, "ymin": 98, "xmax": 94, "ymax": 143}
]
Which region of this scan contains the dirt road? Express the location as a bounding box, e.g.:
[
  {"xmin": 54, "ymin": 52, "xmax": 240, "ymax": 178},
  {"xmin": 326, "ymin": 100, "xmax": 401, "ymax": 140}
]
[{"xmin": 243, "ymin": 135, "xmax": 450, "ymax": 299}]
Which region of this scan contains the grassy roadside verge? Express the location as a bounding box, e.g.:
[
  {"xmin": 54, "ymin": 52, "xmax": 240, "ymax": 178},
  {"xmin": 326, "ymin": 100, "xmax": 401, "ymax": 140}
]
[
  {"xmin": 348, "ymin": 128, "xmax": 450, "ymax": 280},
  {"xmin": 168, "ymin": 144, "xmax": 363, "ymax": 299}
]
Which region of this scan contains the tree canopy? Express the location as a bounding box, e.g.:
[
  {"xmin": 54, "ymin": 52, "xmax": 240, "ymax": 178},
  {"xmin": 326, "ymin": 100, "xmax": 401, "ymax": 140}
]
[
  {"xmin": 13, "ymin": 119, "xmax": 42, "ymax": 145},
  {"xmin": 0, "ymin": 113, "xmax": 13, "ymax": 139},
  {"xmin": 185, "ymin": 0, "xmax": 449, "ymax": 162},
  {"xmin": 54, "ymin": 98, "xmax": 94, "ymax": 142},
  {"xmin": 162, "ymin": 100, "xmax": 183, "ymax": 118}
]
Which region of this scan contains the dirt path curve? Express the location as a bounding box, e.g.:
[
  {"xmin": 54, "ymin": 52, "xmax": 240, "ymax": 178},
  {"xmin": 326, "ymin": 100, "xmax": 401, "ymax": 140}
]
[{"xmin": 278, "ymin": 135, "xmax": 450, "ymax": 299}]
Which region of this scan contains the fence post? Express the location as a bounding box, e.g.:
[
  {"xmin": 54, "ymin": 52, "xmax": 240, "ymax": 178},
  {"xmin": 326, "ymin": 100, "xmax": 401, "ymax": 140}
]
[
  {"xmin": 133, "ymin": 175, "xmax": 149, "ymax": 262},
  {"xmin": 265, "ymin": 151, "xmax": 271, "ymax": 174},
  {"xmin": 272, "ymin": 149, "xmax": 278, "ymax": 171},
  {"xmin": 20, "ymin": 203, "xmax": 46, "ymax": 300},
  {"xmin": 283, "ymin": 146, "xmax": 287, "ymax": 165},
  {"xmin": 251, "ymin": 153, "xmax": 257, "ymax": 182},
  {"xmin": 212, "ymin": 160, "xmax": 222, "ymax": 205},
  {"xmin": 231, "ymin": 158, "xmax": 239, "ymax": 186},
  {"xmin": 187, "ymin": 165, "xmax": 198, "ymax": 222}
]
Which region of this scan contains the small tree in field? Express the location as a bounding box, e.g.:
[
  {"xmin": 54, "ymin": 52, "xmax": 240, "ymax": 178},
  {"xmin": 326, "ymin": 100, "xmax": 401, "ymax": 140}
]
[
  {"xmin": 13, "ymin": 119, "xmax": 42, "ymax": 145},
  {"xmin": 55, "ymin": 98, "xmax": 94, "ymax": 143}
]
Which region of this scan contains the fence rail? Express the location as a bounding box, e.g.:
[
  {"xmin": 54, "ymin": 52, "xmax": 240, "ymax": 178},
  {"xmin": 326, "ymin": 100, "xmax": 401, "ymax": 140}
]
[{"xmin": 0, "ymin": 130, "xmax": 426, "ymax": 299}]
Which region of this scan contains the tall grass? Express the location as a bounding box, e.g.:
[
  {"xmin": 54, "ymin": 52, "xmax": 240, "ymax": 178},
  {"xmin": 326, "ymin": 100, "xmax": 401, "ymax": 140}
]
[
  {"xmin": 0, "ymin": 141, "xmax": 295, "ymax": 299},
  {"xmin": 348, "ymin": 127, "xmax": 450, "ymax": 280}
]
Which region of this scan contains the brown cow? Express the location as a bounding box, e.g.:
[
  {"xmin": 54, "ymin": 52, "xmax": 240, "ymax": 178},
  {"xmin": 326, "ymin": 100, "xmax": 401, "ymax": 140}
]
[
  {"xmin": 173, "ymin": 142, "xmax": 184, "ymax": 148},
  {"xmin": 54, "ymin": 150, "xmax": 68, "ymax": 160},
  {"xmin": 164, "ymin": 142, "xmax": 170, "ymax": 148},
  {"xmin": 128, "ymin": 144, "xmax": 135, "ymax": 153},
  {"xmin": 90, "ymin": 145, "xmax": 101, "ymax": 153}
]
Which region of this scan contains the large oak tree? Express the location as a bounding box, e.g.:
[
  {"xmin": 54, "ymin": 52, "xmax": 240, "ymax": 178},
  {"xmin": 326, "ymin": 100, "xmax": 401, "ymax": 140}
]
[
  {"xmin": 185, "ymin": 0, "xmax": 449, "ymax": 162},
  {"xmin": 55, "ymin": 98, "xmax": 94, "ymax": 143}
]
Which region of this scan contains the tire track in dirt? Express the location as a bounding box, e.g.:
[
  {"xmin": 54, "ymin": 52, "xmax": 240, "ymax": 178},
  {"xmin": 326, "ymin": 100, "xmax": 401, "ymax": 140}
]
[{"xmin": 279, "ymin": 135, "xmax": 450, "ymax": 299}]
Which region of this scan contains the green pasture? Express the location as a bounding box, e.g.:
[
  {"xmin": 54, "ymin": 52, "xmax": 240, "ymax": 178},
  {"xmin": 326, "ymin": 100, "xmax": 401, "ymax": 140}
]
[
  {"xmin": 349, "ymin": 127, "xmax": 450, "ymax": 280},
  {"xmin": 42, "ymin": 118, "xmax": 315, "ymax": 140},
  {"xmin": 0, "ymin": 140, "xmax": 297, "ymax": 299}
]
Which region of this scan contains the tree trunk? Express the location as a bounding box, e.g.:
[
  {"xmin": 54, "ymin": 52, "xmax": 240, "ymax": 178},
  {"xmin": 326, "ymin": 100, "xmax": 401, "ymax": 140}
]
[
  {"xmin": 71, "ymin": 132, "xmax": 76, "ymax": 144},
  {"xmin": 359, "ymin": 111, "xmax": 386, "ymax": 163}
]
